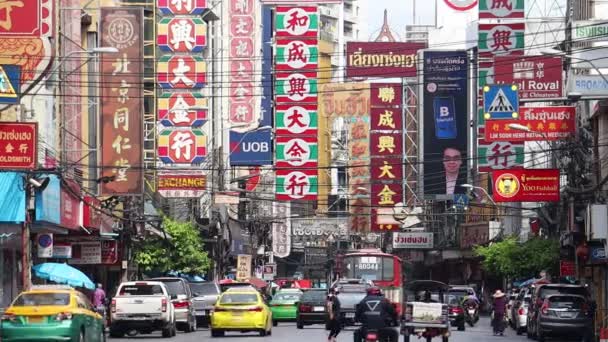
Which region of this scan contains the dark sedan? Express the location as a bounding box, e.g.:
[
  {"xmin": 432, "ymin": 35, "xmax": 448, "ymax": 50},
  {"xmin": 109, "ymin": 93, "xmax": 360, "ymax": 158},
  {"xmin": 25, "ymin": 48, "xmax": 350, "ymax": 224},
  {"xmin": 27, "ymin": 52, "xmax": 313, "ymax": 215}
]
[
  {"xmin": 447, "ymin": 295, "xmax": 465, "ymax": 331},
  {"xmin": 296, "ymin": 289, "xmax": 328, "ymax": 329},
  {"xmin": 536, "ymin": 294, "xmax": 593, "ymax": 342}
]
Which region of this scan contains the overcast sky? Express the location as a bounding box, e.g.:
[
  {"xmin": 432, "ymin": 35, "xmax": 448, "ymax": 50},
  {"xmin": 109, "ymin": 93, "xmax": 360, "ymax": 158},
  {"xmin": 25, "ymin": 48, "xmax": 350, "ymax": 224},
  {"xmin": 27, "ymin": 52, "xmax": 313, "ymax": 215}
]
[{"xmin": 364, "ymin": 0, "xmax": 436, "ymax": 40}]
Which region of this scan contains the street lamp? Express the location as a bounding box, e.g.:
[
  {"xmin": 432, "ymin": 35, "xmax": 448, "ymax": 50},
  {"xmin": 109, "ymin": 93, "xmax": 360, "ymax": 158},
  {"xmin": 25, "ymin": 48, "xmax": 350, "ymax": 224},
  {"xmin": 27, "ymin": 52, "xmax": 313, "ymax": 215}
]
[
  {"xmin": 460, "ymin": 184, "xmax": 497, "ymax": 206},
  {"xmin": 541, "ymin": 48, "xmax": 608, "ymax": 84}
]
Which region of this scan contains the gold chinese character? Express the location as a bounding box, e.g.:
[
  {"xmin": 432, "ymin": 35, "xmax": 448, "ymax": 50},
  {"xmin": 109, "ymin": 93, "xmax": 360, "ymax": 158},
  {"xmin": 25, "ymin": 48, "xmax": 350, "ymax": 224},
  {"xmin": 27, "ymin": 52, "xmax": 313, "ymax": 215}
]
[
  {"xmin": 503, "ymin": 124, "xmax": 510, "ymax": 131},
  {"xmin": 0, "ymin": 0, "xmax": 24, "ymax": 31},
  {"xmin": 561, "ymin": 122, "xmax": 569, "ymax": 130},
  {"xmin": 378, "ymin": 161, "xmax": 396, "ymax": 179},
  {"xmin": 378, "ymin": 110, "xmax": 396, "ymax": 129},
  {"xmin": 112, "ymin": 135, "xmax": 132, "ymax": 154},
  {"xmin": 378, "ymin": 185, "xmax": 397, "ymax": 205},
  {"xmin": 112, "ymin": 80, "xmax": 131, "ymax": 104},
  {"xmin": 548, "ymin": 122, "xmax": 557, "ymax": 131},
  {"xmin": 377, "ymin": 86, "xmax": 395, "ymax": 103},
  {"xmin": 536, "ymin": 122, "xmax": 545, "ymax": 131},
  {"xmin": 492, "ymin": 123, "xmax": 499, "ymax": 131},
  {"xmin": 377, "ymin": 136, "xmax": 396, "ymax": 153},
  {"xmin": 114, "ymin": 108, "xmax": 129, "ymax": 131},
  {"xmin": 112, "ymin": 158, "xmax": 130, "ymax": 182},
  {"xmin": 379, "ymin": 224, "xmax": 394, "ymax": 230}
]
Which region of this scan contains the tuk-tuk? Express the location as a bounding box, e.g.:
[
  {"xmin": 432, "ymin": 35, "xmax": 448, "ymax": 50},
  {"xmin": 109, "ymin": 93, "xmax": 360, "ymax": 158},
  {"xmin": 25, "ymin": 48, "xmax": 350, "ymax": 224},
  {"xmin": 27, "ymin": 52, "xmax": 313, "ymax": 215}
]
[{"xmin": 402, "ymin": 280, "xmax": 450, "ymax": 342}]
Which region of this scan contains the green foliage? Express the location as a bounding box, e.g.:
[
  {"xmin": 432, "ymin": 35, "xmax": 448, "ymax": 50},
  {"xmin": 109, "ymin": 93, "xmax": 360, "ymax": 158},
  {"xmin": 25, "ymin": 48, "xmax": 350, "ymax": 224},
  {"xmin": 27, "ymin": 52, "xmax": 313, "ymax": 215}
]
[
  {"xmin": 134, "ymin": 217, "xmax": 211, "ymax": 275},
  {"xmin": 474, "ymin": 237, "xmax": 559, "ymax": 279}
]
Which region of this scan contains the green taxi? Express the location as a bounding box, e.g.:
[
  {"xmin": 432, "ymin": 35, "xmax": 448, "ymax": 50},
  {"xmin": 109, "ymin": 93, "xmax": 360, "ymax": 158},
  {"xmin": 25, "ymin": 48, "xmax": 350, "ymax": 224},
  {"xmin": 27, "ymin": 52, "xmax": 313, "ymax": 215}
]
[
  {"xmin": 1, "ymin": 286, "xmax": 105, "ymax": 342},
  {"xmin": 270, "ymin": 289, "xmax": 303, "ymax": 326}
]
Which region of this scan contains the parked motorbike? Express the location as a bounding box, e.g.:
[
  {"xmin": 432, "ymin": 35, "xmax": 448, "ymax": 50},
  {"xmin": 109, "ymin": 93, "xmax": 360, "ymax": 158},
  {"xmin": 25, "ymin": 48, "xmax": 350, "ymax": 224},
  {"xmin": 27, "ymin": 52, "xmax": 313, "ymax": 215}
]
[{"xmin": 464, "ymin": 305, "xmax": 479, "ymax": 327}]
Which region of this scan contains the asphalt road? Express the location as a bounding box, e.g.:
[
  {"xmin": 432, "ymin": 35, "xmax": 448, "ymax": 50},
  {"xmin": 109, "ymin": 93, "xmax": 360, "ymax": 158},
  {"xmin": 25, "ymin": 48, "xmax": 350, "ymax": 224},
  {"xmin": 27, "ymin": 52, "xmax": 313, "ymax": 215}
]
[{"xmin": 107, "ymin": 317, "xmax": 582, "ymax": 342}]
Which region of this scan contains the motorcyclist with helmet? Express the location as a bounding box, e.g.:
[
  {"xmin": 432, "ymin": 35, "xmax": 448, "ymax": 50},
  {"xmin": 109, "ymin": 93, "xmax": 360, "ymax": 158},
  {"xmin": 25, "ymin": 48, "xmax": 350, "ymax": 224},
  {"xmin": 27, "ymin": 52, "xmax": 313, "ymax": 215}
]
[{"xmin": 353, "ymin": 286, "xmax": 399, "ymax": 342}]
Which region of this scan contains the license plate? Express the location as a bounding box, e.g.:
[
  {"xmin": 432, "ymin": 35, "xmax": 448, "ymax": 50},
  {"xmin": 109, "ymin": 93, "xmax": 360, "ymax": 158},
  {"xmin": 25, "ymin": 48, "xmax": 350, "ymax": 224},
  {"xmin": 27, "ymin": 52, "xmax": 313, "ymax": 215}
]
[
  {"xmin": 414, "ymin": 328, "xmax": 425, "ymax": 333},
  {"xmin": 28, "ymin": 316, "xmax": 44, "ymax": 323},
  {"xmin": 345, "ymin": 313, "xmax": 355, "ymax": 318},
  {"xmin": 559, "ymin": 312, "xmax": 576, "ymax": 318},
  {"xmin": 232, "ymin": 312, "xmax": 243, "ymax": 316},
  {"xmin": 313, "ymin": 306, "xmax": 324, "ymax": 312},
  {"xmin": 129, "ymin": 316, "xmax": 148, "ymax": 320}
]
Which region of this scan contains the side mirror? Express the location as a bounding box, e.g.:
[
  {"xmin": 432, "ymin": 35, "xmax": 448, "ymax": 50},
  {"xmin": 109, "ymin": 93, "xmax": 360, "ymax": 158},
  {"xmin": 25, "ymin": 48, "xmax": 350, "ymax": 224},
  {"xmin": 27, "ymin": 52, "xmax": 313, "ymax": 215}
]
[{"xmin": 192, "ymin": 292, "xmax": 200, "ymax": 297}]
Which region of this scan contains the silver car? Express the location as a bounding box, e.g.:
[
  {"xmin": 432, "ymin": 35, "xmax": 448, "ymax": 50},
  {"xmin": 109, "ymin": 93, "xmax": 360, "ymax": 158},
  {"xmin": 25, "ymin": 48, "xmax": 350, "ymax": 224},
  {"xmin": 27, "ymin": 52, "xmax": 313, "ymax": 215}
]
[
  {"xmin": 151, "ymin": 277, "xmax": 197, "ymax": 332},
  {"xmin": 189, "ymin": 282, "xmax": 220, "ymax": 328},
  {"xmin": 512, "ymin": 294, "xmax": 531, "ymax": 335}
]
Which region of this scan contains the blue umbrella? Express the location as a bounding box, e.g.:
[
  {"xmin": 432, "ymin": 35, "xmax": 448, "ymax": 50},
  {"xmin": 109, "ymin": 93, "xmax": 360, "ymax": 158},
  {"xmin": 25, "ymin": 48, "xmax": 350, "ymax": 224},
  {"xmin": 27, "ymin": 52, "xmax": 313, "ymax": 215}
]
[{"xmin": 32, "ymin": 263, "xmax": 95, "ymax": 290}]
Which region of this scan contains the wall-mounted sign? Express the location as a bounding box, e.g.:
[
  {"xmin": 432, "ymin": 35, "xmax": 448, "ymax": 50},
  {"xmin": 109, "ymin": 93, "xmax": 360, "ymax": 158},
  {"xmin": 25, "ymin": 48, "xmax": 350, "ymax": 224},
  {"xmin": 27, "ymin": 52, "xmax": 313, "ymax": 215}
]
[
  {"xmin": 478, "ymin": 23, "xmax": 525, "ymax": 58},
  {"xmin": 272, "ymin": 202, "xmax": 291, "ymax": 258},
  {"xmin": 37, "ymin": 233, "xmax": 53, "ymax": 258},
  {"xmin": 158, "ymin": 17, "xmax": 207, "ymax": 52},
  {"xmin": 158, "ymin": 174, "xmax": 206, "ymax": 198},
  {"xmin": 158, "ymin": 128, "xmax": 207, "ymax": 164},
  {"xmin": 392, "ymin": 232, "xmax": 434, "ymax": 249},
  {"xmin": 0, "ymin": 122, "xmax": 37, "ymax": 169},
  {"xmin": 157, "ymin": 0, "xmax": 207, "ymax": 15},
  {"xmin": 345, "ymin": 42, "xmax": 424, "ymax": 79},
  {"xmin": 572, "ymin": 20, "xmax": 608, "ymax": 42},
  {"xmin": 158, "ymin": 55, "xmax": 206, "ymax": 89},
  {"xmin": 492, "ymin": 169, "xmax": 560, "ymax": 202},
  {"xmin": 478, "ymin": 0, "xmax": 524, "ymax": 19},
  {"xmin": 568, "ymin": 75, "xmax": 608, "ymax": 97},
  {"xmin": 52, "ymin": 243, "xmax": 72, "ymax": 259},
  {"xmin": 494, "ymin": 56, "xmax": 563, "ymax": 99},
  {"xmin": 236, "ymin": 254, "xmax": 252, "ymax": 281},
  {"xmin": 485, "ymin": 106, "xmax": 576, "ymax": 142},
  {"xmin": 158, "ymin": 93, "xmax": 207, "ymax": 127}
]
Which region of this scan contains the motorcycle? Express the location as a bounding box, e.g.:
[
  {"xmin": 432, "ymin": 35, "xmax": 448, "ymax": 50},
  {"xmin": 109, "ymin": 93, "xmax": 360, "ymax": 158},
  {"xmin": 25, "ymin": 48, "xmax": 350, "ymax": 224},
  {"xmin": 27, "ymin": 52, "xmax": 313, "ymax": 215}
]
[
  {"xmin": 363, "ymin": 329, "xmax": 398, "ymax": 342},
  {"xmin": 464, "ymin": 305, "xmax": 479, "ymax": 327}
]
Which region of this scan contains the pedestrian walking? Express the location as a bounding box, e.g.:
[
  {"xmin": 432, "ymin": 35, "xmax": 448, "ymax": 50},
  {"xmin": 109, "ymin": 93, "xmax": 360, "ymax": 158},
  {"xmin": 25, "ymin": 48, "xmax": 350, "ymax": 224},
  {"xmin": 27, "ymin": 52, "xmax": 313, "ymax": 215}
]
[
  {"xmin": 492, "ymin": 289, "xmax": 507, "ymax": 336},
  {"xmin": 326, "ymin": 288, "xmax": 342, "ymax": 342}
]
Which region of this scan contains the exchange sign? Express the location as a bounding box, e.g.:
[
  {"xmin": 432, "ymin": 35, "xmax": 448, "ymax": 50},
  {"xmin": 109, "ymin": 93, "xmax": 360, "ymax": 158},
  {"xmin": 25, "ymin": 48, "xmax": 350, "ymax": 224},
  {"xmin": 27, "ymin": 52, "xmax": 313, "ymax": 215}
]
[
  {"xmin": 158, "ymin": 174, "xmax": 206, "ymax": 198},
  {"xmin": 492, "ymin": 169, "xmax": 560, "ymax": 202}
]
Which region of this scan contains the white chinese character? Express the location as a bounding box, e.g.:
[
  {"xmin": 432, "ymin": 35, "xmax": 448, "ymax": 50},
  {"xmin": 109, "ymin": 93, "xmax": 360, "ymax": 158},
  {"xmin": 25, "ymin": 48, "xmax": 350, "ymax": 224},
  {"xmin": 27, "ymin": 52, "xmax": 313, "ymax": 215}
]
[
  {"xmin": 235, "ymin": 40, "xmax": 249, "ymax": 57},
  {"xmin": 114, "ymin": 108, "xmax": 129, "ymax": 131},
  {"xmin": 234, "ymin": 105, "xmax": 249, "ymax": 122},
  {"xmin": 235, "ymin": 0, "xmax": 248, "ymax": 13},
  {"xmin": 170, "ymin": 0, "xmax": 193, "ymax": 12},
  {"xmin": 113, "ymin": 80, "xmax": 131, "ymax": 104},
  {"xmin": 171, "ymin": 58, "xmax": 195, "ymax": 87},
  {"xmin": 234, "ymin": 84, "xmax": 249, "ymax": 100},
  {"xmin": 171, "ymin": 132, "xmax": 194, "ymax": 160},
  {"xmin": 170, "ymin": 95, "xmax": 192, "ymax": 124},
  {"xmin": 113, "ymin": 158, "xmax": 130, "ymax": 182},
  {"xmin": 235, "ymin": 61, "xmax": 249, "ymax": 79},
  {"xmin": 112, "ymin": 54, "xmax": 130, "ymax": 75},
  {"xmin": 235, "ymin": 17, "xmax": 249, "ymax": 34},
  {"xmin": 170, "ymin": 19, "xmax": 196, "ymax": 50}
]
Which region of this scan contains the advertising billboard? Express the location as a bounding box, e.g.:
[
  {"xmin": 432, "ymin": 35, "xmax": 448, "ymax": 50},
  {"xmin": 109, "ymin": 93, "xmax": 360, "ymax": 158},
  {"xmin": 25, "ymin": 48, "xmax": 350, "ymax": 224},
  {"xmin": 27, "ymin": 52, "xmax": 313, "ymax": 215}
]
[
  {"xmin": 422, "ymin": 51, "xmax": 468, "ymax": 196},
  {"xmin": 492, "ymin": 169, "xmax": 560, "ymax": 202},
  {"xmin": 100, "ymin": 8, "xmax": 143, "ymax": 195},
  {"xmin": 494, "ymin": 56, "xmax": 563, "ymax": 99},
  {"xmin": 346, "ymin": 42, "xmax": 425, "ymax": 79},
  {"xmin": 485, "ymin": 106, "xmax": 576, "ymax": 142}
]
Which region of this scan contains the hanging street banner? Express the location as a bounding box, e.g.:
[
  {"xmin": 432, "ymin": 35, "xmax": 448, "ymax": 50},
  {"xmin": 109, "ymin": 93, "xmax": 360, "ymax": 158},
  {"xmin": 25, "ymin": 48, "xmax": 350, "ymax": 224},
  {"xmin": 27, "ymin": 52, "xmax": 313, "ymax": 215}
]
[
  {"xmin": 157, "ymin": 55, "xmax": 206, "ymax": 89},
  {"xmin": 158, "ymin": 92, "xmax": 207, "ymax": 127},
  {"xmin": 483, "ymin": 84, "xmax": 520, "ymax": 120},
  {"xmin": 492, "ymin": 169, "xmax": 560, "ymax": 202},
  {"xmin": 0, "ymin": 122, "xmax": 37, "ymax": 169},
  {"xmin": 272, "ymin": 201, "xmax": 291, "ymax": 258},
  {"xmin": 345, "ymin": 42, "xmax": 425, "ymax": 79},
  {"xmin": 485, "ymin": 106, "xmax": 576, "ymax": 142},
  {"xmin": 274, "ymin": 5, "xmax": 318, "ymax": 201},
  {"xmin": 158, "ymin": 173, "xmax": 207, "ymax": 198},
  {"xmin": 494, "ymin": 56, "xmax": 563, "ymax": 99},
  {"xmin": 478, "ymin": 137, "xmax": 525, "ymax": 172},
  {"xmin": 275, "ymin": 103, "xmax": 318, "ymax": 136},
  {"xmin": 158, "ymin": 128, "xmax": 207, "ymax": 164},
  {"xmin": 571, "ymin": 20, "xmax": 608, "ymax": 42},
  {"xmin": 0, "ymin": 65, "xmax": 21, "ymax": 104},
  {"xmin": 236, "ymin": 254, "xmax": 252, "ymax": 281},
  {"xmin": 568, "ymin": 75, "xmax": 608, "ymax": 97},
  {"xmin": 158, "ymin": 0, "xmax": 207, "ymax": 15},
  {"xmin": 157, "ymin": 17, "xmax": 207, "ymax": 52},
  {"xmin": 393, "ymin": 232, "xmax": 434, "ymax": 249},
  {"xmin": 478, "ymin": 23, "xmax": 525, "ymax": 58},
  {"xmin": 100, "ymin": 8, "xmax": 143, "ymax": 195},
  {"xmin": 478, "ymin": 0, "xmax": 524, "ymax": 19}
]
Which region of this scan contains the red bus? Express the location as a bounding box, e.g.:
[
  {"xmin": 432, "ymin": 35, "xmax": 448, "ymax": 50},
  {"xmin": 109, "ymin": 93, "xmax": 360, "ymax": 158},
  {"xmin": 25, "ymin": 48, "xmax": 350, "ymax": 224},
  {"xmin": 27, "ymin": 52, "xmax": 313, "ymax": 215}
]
[{"xmin": 336, "ymin": 249, "xmax": 404, "ymax": 314}]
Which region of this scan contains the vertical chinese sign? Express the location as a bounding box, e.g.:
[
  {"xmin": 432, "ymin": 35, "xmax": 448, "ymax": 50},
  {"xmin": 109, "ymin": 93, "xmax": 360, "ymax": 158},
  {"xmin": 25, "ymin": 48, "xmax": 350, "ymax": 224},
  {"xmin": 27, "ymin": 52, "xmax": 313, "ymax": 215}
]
[
  {"xmin": 156, "ymin": 0, "xmax": 209, "ymax": 195},
  {"xmin": 274, "ymin": 6, "xmax": 319, "ymax": 201},
  {"xmin": 100, "ymin": 8, "xmax": 143, "ymax": 195},
  {"xmin": 370, "ymin": 83, "xmax": 403, "ymax": 232},
  {"xmin": 477, "ymin": 0, "xmax": 525, "ymax": 173},
  {"xmin": 319, "ymin": 83, "xmax": 371, "ymax": 233}
]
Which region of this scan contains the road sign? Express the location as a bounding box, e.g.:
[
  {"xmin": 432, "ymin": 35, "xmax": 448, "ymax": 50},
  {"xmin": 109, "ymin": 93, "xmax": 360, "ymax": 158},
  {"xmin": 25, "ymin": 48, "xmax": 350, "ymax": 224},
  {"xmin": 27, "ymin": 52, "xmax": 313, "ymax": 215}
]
[
  {"xmin": 453, "ymin": 194, "xmax": 469, "ymax": 210},
  {"xmin": 0, "ymin": 65, "xmax": 21, "ymax": 104},
  {"xmin": 483, "ymin": 84, "xmax": 519, "ymax": 120}
]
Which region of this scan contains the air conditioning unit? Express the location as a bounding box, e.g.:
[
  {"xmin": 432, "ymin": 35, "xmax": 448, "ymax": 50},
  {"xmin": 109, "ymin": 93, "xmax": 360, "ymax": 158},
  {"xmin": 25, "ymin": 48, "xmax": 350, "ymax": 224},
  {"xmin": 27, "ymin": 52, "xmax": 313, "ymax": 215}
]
[{"xmin": 586, "ymin": 204, "xmax": 608, "ymax": 241}]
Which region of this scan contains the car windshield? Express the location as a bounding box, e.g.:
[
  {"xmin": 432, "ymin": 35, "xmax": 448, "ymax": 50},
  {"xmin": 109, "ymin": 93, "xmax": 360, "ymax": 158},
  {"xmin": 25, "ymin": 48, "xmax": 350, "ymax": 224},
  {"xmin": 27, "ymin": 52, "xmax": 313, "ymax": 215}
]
[
  {"xmin": 540, "ymin": 286, "xmax": 587, "ymax": 299},
  {"xmin": 273, "ymin": 293, "xmax": 302, "ymax": 301},
  {"xmin": 549, "ymin": 296, "xmax": 584, "ymax": 309},
  {"xmin": 13, "ymin": 293, "xmax": 70, "ymax": 306},
  {"xmin": 220, "ymin": 293, "xmax": 258, "ymax": 304},
  {"xmin": 447, "ymin": 295, "xmax": 460, "ymax": 306},
  {"xmin": 157, "ymin": 280, "xmax": 187, "ymax": 296},
  {"xmin": 301, "ymin": 291, "xmax": 326, "ymax": 302},
  {"xmin": 339, "ymin": 285, "xmax": 367, "ymax": 293},
  {"xmin": 189, "ymin": 283, "xmax": 218, "ymax": 296},
  {"xmin": 119, "ymin": 284, "xmax": 164, "ymax": 296},
  {"xmin": 449, "ymin": 290, "xmax": 468, "ymax": 300}
]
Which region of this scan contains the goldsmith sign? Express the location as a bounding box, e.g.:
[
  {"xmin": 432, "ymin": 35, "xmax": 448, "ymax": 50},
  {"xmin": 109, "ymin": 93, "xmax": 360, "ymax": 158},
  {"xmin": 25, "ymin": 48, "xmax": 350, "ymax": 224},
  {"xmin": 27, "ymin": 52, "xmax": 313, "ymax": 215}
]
[{"xmin": 345, "ymin": 42, "xmax": 425, "ymax": 78}]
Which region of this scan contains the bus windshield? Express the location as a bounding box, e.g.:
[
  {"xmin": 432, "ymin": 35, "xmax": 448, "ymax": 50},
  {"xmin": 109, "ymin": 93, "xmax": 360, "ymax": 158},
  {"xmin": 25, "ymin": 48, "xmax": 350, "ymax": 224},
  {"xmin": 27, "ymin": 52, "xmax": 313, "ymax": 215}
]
[{"xmin": 344, "ymin": 255, "xmax": 394, "ymax": 282}]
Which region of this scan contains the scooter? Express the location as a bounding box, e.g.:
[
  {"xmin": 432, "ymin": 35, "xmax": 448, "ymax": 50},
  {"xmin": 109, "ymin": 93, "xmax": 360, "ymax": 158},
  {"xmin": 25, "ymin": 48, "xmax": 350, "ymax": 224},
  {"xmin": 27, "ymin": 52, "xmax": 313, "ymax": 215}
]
[{"xmin": 464, "ymin": 305, "xmax": 479, "ymax": 327}]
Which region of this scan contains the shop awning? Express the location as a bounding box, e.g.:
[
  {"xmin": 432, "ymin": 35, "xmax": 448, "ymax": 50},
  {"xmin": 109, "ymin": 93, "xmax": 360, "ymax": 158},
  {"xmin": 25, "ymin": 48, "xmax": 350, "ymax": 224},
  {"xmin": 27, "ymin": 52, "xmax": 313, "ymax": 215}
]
[{"xmin": 0, "ymin": 172, "xmax": 26, "ymax": 223}]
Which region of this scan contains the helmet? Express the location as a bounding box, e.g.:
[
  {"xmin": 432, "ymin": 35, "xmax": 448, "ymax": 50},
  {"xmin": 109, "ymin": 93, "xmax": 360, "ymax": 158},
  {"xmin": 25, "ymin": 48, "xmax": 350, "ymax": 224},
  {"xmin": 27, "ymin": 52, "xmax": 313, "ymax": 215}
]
[{"xmin": 367, "ymin": 286, "xmax": 382, "ymax": 296}]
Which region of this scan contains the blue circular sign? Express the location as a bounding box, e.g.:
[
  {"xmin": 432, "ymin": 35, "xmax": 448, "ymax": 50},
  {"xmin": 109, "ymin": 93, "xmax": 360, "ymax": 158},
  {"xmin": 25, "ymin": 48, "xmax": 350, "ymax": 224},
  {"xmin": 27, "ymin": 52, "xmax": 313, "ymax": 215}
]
[{"xmin": 38, "ymin": 234, "xmax": 53, "ymax": 248}]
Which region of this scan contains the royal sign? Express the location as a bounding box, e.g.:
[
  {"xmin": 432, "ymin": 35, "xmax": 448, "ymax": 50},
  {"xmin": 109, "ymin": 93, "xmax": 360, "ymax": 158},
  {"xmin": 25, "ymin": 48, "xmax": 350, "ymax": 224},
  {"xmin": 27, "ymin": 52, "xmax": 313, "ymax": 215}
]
[
  {"xmin": 0, "ymin": 122, "xmax": 37, "ymax": 169},
  {"xmin": 392, "ymin": 232, "xmax": 434, "ymax": 249},
  {"xmin": 492, "ymin": 169, "xmax": 560, "ymax": 202},
  {"xmin": 485, "ymin": 106, "xmax": 576, "ymax": 142},
  {"xmin": 275, "ymin": 103, "xmax": 318, "ymax": 136},
  {"xmin": 158, "ymin": 55, "xmax": 206, "ymax": 89},
  {"xmin": 157, "ymin": 0, "xmax": 207, "ymax": 15},
  {"xmin": 479, "ymin": 0, "xmax": 524, "ymax": 19},
  {"xmin": 494, "ymin": 56, "xmax": 563, "ymax": 99},
  {"xmin": 478, "ymin": 23, "xmax": 525, "ymax": 58},
  {"xmin": 158, "ymin": 174, "xmax": 206, "ymax": 198},
  {"xmin": 158, "ymin": 17, "xmax": 207, "ymax": 52},
  {"xmin": 158, "ymin": 92, "xmax": 207, "ymax": 127},
  {"xmin": 158, "ymin": 128, "xmax": 207, "ymax": 164},
  {"xmin": 346, "ymin": 42, "xmax": 424, "ymax": 79}
]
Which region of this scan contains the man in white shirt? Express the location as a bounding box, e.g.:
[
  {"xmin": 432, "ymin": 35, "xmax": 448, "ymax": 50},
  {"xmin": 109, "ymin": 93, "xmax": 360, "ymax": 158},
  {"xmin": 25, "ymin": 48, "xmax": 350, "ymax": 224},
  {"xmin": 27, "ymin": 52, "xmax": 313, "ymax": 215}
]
[{"xmin": 443, "ymin": 147, "xmax": 462, "ymax": 194}]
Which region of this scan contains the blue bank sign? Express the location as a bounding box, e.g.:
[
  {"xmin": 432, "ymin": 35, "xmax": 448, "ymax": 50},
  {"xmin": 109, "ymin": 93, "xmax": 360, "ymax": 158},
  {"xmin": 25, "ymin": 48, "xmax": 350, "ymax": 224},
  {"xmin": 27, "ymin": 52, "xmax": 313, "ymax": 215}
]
[{"xmin": 568, "ymin": 75, "xmax": 608, "ymax": 97}]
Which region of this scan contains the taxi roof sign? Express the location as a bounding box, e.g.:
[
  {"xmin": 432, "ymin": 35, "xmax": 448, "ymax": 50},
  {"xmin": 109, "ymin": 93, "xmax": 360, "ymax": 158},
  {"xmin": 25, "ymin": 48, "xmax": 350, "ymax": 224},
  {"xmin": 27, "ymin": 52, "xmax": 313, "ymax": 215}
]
[{"xmin": 0, "ymin": 65, "xmax": 20, "ymax": 104}]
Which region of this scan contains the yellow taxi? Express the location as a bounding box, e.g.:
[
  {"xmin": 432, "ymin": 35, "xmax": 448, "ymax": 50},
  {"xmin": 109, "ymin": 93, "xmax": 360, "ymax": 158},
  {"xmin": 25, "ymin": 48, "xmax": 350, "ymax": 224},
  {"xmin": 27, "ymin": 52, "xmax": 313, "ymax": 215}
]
[
  {"xmin": 1, "ymin": 286, "xmax": 105, "ymax": 342},
  {"xmin": 210, "ymin": 288, "xmax": 272, "ymax": 337}
]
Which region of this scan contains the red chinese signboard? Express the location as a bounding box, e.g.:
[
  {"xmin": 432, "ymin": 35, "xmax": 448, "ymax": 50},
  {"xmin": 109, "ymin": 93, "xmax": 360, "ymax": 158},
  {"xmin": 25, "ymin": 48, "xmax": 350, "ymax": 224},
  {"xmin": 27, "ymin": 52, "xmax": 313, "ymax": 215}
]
[
  {"xmin": 371, "ymin": 83, "xmax": 402, "ymax": 107},
  {"xmin": 345, "ymin": 42, "xmax": 425, "ymax": 79},
  {"xmin": 370, "ymin": 107, "xmax": 402, "ymax": 131},
  {"xmin": 0, "ymin": 122, "xmax": 37, "ymax": 169},
  {"xmin": 60, "ymin": 180, "xmax": 81, "ymax": 230},
  {"xmin": 157, "ymin": 55, "xmax": 206, "ymax": 89},
  {"xmin": 492, "ymin": 169, "xmax": 560, "ymax": 202},
  {"xmin": 82, "ymin": 196, "xmax": 102, "ymax": 230},
  {"xmin": 0, "ymin": 0, "xmax": 53, "ymax": 36},
  {"xmin": 158, "ymin": 92, "xmax": 207, "ymax": 127},
  {"xmin": 370, "ymin": 158, "xmax": 403, "ymax": 181},
  {"xmin": 494, "ymin": 56, "xmax": 563, "ymax": 99},
  {"xmin": 486, "ymin": 106, "xmax": 576, "ymax": 142},
  {"xmin": 157, "ymin": 17, "xmax": 207, "ymax": 53},
  {"xmin": 157, "ymin": 0, "xmax": 207, "ymax": 15},
  {"xmin": 99, "ymin": 8, "xmax": 143, "ymax": 195},
  {"xmin": 560, "ymin": 260, "xmax": 576, "ymax": 277},
  {"xmin": 370, "ymin": 132, "xmax": 403, "ymax": 157}
]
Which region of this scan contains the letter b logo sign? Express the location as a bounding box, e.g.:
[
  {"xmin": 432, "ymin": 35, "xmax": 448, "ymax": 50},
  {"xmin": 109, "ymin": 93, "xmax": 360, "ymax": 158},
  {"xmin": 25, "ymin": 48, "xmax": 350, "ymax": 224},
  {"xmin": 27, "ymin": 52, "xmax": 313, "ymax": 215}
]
[{"xmin": 440, "ymin": 106, "xmax": 450, "ymax": 117}]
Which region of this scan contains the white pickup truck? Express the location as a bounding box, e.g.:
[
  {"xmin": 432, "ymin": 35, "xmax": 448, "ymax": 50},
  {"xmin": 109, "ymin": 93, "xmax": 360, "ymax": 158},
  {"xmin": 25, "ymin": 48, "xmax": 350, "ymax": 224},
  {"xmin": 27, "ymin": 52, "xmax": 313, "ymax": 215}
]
[{"xmin": 109, "ymin": 281, "xmax": 176, "ymax": 338}]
